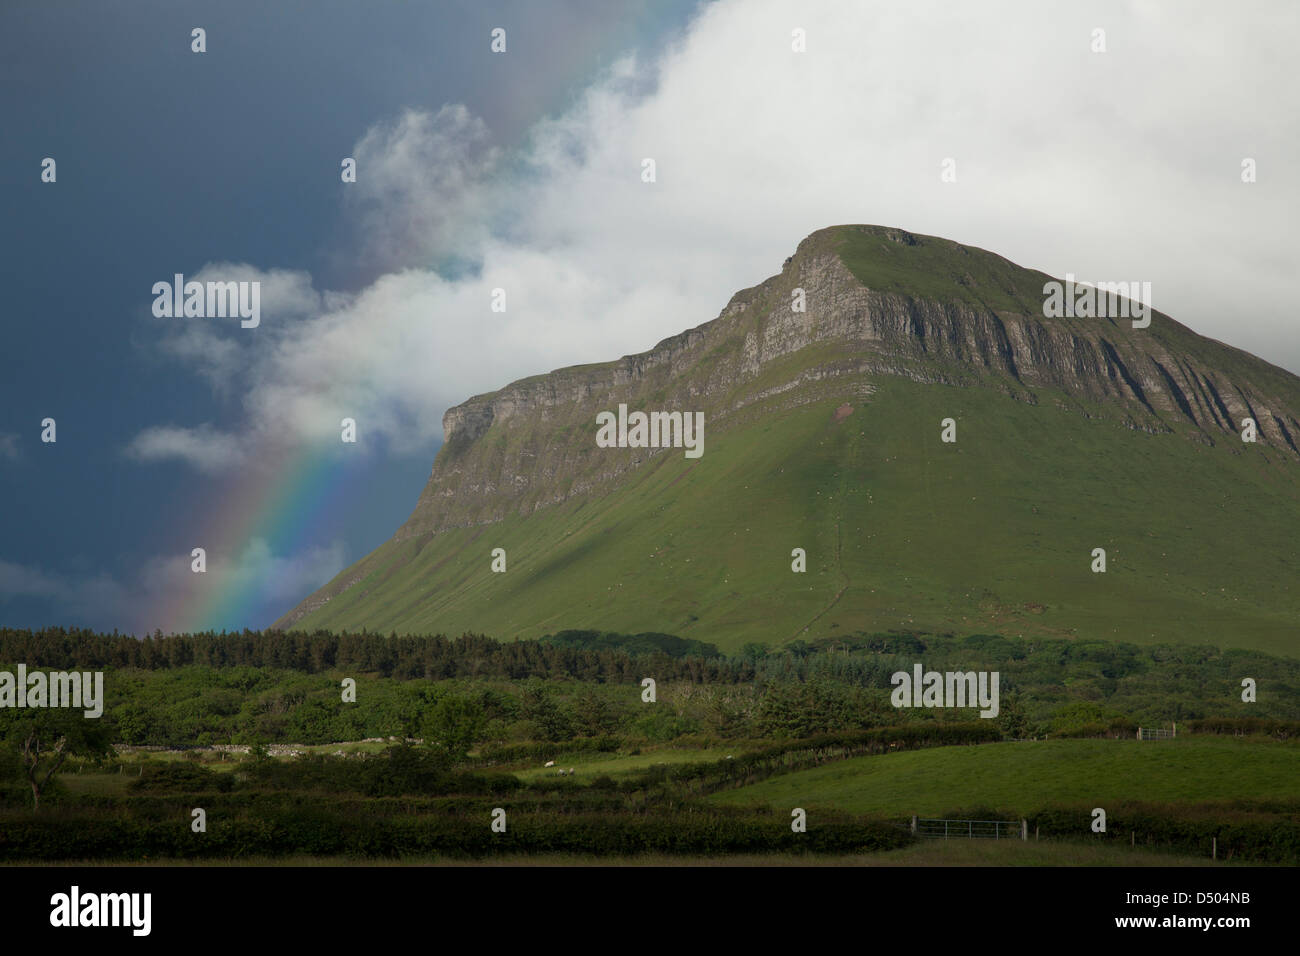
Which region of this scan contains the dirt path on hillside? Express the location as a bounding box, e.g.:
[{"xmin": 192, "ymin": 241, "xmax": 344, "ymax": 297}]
[{"xmin": 787, "ymin": 519, "xmax": 851, "ymax": 640}]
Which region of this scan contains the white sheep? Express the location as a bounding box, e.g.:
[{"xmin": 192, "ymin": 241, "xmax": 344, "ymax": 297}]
[{"xmin": 544, "ymin": 760, "xmax": 555, "ymax": 767}]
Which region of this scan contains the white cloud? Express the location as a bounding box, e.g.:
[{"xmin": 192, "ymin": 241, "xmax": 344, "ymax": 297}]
[
  {"xmin": 347, "ymin": 104, "xmax": 502, "ymax": 269},
  {"xmin": 150, "ymin": 263, "xmax": 324, "ymax": 397},
  {"xmin": 132, "ymin": 0, "xmax": 1300, "ymax": 472},
  {"xmin": 124, "ymin": 424, "xmax": 248, "ymax": 472},
  {"xmin": 0, "ymin": 540, "xmax": 346, "ymax": 634},
  {"xmin": 227, "ymin": 538, "xmax": 347, "ymax": 605},
  {"xmin": 136, "ymin": 538, "xmax": 347, "ymax": 611}
]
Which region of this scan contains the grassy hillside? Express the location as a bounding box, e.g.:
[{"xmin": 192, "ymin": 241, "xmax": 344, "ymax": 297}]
[
  {"xmin": 709, "ymin": 737, "xmax": 1299, "ymax": 816},
  {"xmin": 293, "ymin": 377, "xmax": 1300, "ymax": 655}
]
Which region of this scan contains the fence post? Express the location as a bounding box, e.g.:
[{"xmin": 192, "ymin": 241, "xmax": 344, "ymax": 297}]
[
  {"xmin": 1213, "ymin": 837, "xmax": 1217, "ymax": 861},
  {"xmin": 1137, "ymin": 727, "xmax": 1142, "ymax": 740},
  {"xmin": 911, "ymin": 815, "xmax": 917, "ymax": 835},
  {"xmin": 1021, "ymin": 819, "xmax": 1027, "ymax": 841}
]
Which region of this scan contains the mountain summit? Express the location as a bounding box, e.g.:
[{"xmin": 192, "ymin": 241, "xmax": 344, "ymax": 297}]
[{"xmin": 277, "ymin": 226, "xmax": 1300, "ymax": 654}]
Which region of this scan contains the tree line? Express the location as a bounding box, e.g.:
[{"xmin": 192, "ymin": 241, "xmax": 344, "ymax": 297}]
[{"xmin": 0, "ymin": 627, "xmax": 752, "ymax": 683}]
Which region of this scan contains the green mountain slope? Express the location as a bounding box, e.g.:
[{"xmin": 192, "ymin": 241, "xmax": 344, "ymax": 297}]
[{"xmin": 277, "ymin": 226, "xmax": 1300, "ymax": 656}]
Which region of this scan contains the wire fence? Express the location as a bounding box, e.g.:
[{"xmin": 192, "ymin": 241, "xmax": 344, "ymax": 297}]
[
  {"xmin": 911, "ymin": 817, "xmax": 1027, "ymax": 840},
  {"xmin": 1137, "ymin": 724, "xmax": 1177, "ymax": 740}
]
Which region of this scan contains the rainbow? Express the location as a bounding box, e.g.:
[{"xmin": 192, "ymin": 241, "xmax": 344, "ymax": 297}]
[{"xmin": 147, "ymin": 446, "xmax": 366, "ymax": 635}]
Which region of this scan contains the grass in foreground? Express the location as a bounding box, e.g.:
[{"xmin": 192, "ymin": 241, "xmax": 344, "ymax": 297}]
[
  {"xmin": 710, "ymin": 737, "xmax": 1300, "ymax": 816},
  {"xmin": 8, "ymin": 840, "xmax": 1253, "ymax": 867}
]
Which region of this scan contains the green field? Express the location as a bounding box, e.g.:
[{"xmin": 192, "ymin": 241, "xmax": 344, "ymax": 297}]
[
  {"xmin": 710, "ymin": 737, "xmax": 1300, "ymax": 816},
  {"xmin": 510, "ymin": 746, "xmax": 733, "ymax": 782},
  {"xmin": 15, "ymin": 731, "xmax": 1296, "ymax": 865}
]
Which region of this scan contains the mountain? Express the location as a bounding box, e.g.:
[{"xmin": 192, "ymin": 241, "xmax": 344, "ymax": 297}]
[{"xmin": 276, "ymin": 225, "xmax": 1300, "ymax": 655}]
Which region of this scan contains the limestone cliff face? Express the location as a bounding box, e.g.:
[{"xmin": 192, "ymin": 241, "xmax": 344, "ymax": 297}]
[
  {"xmin": 276, "ymin": 225, "xmax": 1300, "ymax": 628},
  {"xmin": 396, "ymin": 225, "xmax": 1300, "ymax": 539}
]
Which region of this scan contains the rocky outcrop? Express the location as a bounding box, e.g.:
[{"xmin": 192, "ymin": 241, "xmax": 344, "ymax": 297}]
[{"xmin": 395, "ymin": 226, "xmax": 1300, "ymax": 539}]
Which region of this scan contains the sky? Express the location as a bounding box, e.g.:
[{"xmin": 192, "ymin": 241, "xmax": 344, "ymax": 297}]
[{"xmin": 1, "ymin": 0, "xmax": 1296, "ymax": 635}]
